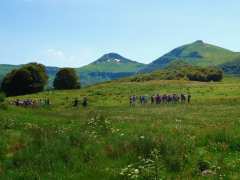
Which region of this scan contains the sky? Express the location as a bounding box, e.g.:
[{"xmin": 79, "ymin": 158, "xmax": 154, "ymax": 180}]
[{"xmin": 0, "ymin": 0, "xmax": 240, "ymax": 67}]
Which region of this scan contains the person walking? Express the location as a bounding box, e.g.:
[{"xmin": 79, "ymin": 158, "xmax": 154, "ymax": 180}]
[
  {"xmin": 187, "ymin": 94, "xmax": 191, "ymax": 103},
  {"xmin": 82, "ymin": 97, "xmax": 88, "ymax": 107},
  {"xmin": 73, "ymin": 98, "xmax": 79, "ymax": 107}
]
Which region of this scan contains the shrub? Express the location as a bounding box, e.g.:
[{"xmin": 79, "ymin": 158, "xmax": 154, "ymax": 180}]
[
  {"xmin": 1, "ymin": 63, "xmax": 48, "ymax": 96},
  {"xmin": 53, "ymin": 68, "xmax": 80, "ymax": 90},
  {"xmin": 187, "ymin": 67, "xmax": 223, "ymax": 82},
  {"xmin": 206, "ymin": 67, "xmax": 223, "ymax": 81},
  {"xmin": 131, "ymin": 63, "xmax": 223, "ymax": 83}
]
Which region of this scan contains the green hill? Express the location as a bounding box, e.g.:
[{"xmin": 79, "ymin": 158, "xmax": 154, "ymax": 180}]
[
  {"xmin": 77, "ymin": 53, "xmax": 146, "ymax": 85},
  {"xmin": 78, "ymin": 53, "xmax": 145, "ymax": 73},
  {"xmin": 140, "ymin": 40, "xmax": 240, "ymax": 72}
]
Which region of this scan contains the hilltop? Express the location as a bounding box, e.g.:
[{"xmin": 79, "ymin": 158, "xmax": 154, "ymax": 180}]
[
  {"xmin": 77, "ymin": 53, "xmax": 145, "ymax": 85},
  {"xmin": 140, "ymin": 40, "xmax": 240, "ymax": 72},
  {"xmin": 78, "ymin": 53, "xmax": 145, "ymax": 73}
]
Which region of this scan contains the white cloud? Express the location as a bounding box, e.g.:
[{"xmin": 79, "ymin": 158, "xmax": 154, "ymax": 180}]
[
  {"xmin": 46, "ymin": 49, "xmax": 65, "ymax": 59},
  {"xmin": 26, "ymin": 48, "xmax": 96, "ymax": 67},
  {"xmin": 42, "ymin": 48, "xmax": 93, "ymax": 67}
]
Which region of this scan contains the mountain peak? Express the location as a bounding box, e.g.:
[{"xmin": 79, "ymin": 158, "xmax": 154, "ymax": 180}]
[
  {"xmin": 194, "ymin": 40, "xmax": 204, "ymax": 44},
  {"xmin": 102, "ymin": 53, "xmax": 123, "ymax": 58},
  {"xmin": 79, "ymin": 53, "xmax": 146, "ymax": 74},
  {"xmin": 93, "ymin": 53, "xmax": 136, "ymax": 65}
]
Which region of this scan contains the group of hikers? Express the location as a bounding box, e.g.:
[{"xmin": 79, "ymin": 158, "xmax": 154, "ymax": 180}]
[
  {"xmin": 10, "ymin": 98, "xmax": 51, "ymax": 108},
  {"xmin": 9, "ymin": 93, "xmax": 191, "ymax": 108},
  {"xmin": 130, "ymin": 93, "xmax": 191, "ymax": 106},
  {"xmin": 9, "ymin": 97, "xmax": 89, "ymax": 108}
]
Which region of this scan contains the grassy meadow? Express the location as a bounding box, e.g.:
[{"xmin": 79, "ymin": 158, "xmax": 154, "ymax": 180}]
[{"xmin": 0, "ymin": 76, "xmax": 240, "ymax": 179}]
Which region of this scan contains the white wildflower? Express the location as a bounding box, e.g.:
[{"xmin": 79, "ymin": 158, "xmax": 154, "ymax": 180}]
[{"xmin": 134, "ymin": 169, "xmax": 139, "ymax": 174}]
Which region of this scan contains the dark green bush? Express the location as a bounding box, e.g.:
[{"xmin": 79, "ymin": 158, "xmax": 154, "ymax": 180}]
[
  {"xmin": 1, "ymin": 63, "xmax": 48, "ymax": 96},
  {"xmin": 187, "ymin": 67, "xmax": 223, "ymax": 82},
  {"xmin": 131, "ymin": 62, "xmax": 223, "ymax": 82},
  {"xmin": 53, "ymin": 68, "xmax": 80, "ymax": 90}
]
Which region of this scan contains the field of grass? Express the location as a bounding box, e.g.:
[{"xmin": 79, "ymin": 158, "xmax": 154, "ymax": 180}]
[{"xmin": 0, "ymin": 76, "xmax": 240, "ymax": 179}]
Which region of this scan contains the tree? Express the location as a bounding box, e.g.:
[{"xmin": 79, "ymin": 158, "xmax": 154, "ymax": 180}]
[
  {"xmin": 53, "ymin": 68, "xmax": 80, "ymax": 90},
  {"xmin": 206, "ymin": 67, "xmax": 223, "ymax": 82},
  {"xmin": 1, "ymin": 63, "xmax": 48, "ymax": 96},
  {"xmin": 187, "ymin": 67, "xmax": 223, "ymax": 82}
]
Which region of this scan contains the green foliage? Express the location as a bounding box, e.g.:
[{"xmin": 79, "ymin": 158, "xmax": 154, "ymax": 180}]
[
  {"xmin": 1, "ymin": 63, "xmax": 48, "ymax": 96},
  {"xmin": 0, "ymin": 62, "xmax": 143, "ymax": 88},
  {"xmin": 187, "ymin": 67, "xmax": 223, "ymax": 82},
  {"xmin": 130, "ymin": 62, "xmax": 223, "ymax": 82},
  {"xmin": 53, "ymin": 68, "xmax": 80, "ymax": 90}
]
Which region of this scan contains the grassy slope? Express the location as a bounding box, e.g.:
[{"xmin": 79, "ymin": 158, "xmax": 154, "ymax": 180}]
[
  {"xmin": 220, "ymin": 55, "xmax": 240, "ymax": 74},
  {"xmin": 76, "ymin": 61, "xmax": 146, "ymax": 86},
  {"xmin": 1, "ymin": 76, "xmax": 240, "ymax": 179},
  {"xmin": 77, "ymin": 62, "xmax": 145, "ymax": 73},
  {"xmin": 141, "ymin": 41, "xmax": 240, "ymax": 72},
  {"xmin": 179, "ymin": 41, "xmax": 239, "ymax": 66}
]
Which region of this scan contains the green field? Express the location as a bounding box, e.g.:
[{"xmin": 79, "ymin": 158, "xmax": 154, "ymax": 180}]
[{"xmin": 1, "ymin": 76, "xmax": 240, "ymax": 179}]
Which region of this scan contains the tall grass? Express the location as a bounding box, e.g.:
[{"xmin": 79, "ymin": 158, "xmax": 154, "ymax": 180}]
[{"xmin": 0, "ymin": 76, "xmax": 240, "ymax": 179}]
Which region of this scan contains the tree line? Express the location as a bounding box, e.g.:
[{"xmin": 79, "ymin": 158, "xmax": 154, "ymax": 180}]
[
  {"xmin": 0, "ymin": 62, "xmax": 224, "ymax": 97},
  {"xmin": 0, "ymin": 63, "xmax": 80, "ymax": 97},
  {"xmin": 131, "ymin": 63, "xmax": 223, "ymax": 83}
]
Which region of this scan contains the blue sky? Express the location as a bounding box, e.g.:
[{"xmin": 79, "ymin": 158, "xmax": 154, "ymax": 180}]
[{"xmin": 0, "ymin": 0, "xmax": 240, "ymax": 67}]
